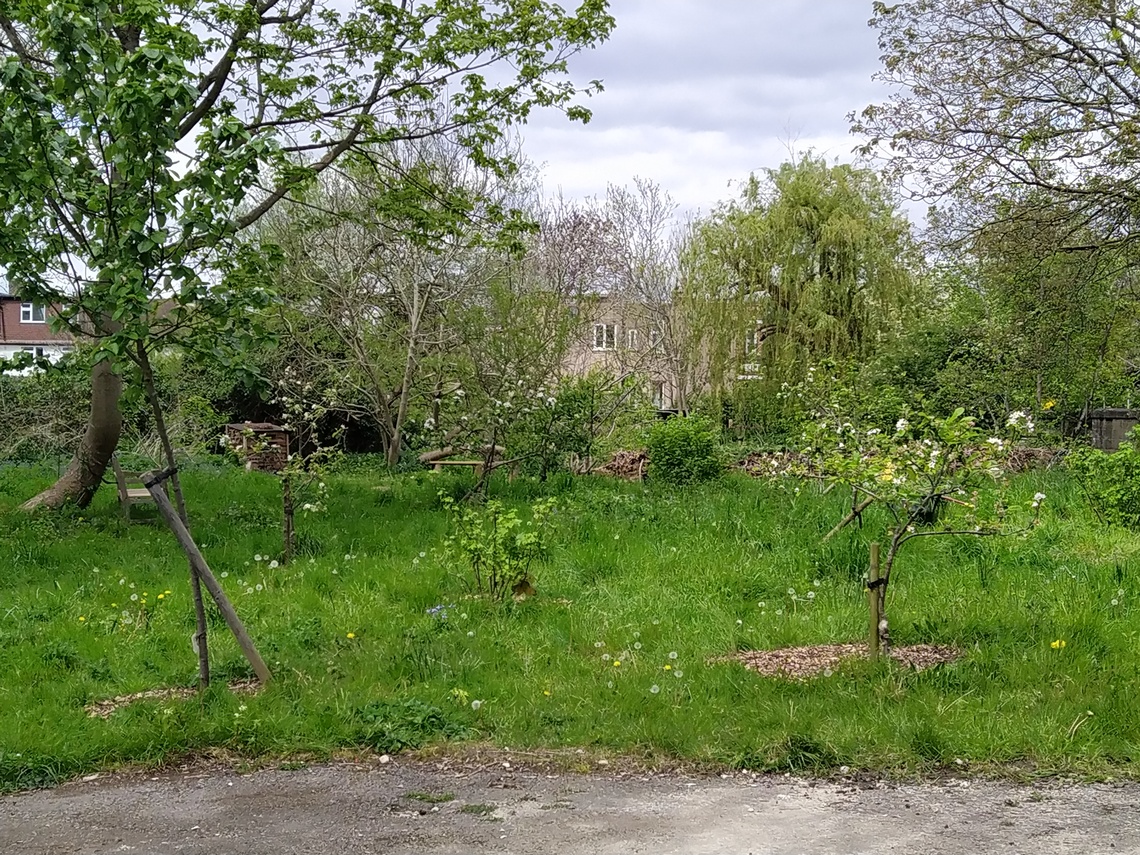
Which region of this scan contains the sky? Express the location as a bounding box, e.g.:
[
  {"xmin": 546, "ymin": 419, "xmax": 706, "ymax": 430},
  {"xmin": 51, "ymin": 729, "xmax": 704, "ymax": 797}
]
[{"xmin": 522, "ymin": 0, "xmax": 888, "ymax": 216}]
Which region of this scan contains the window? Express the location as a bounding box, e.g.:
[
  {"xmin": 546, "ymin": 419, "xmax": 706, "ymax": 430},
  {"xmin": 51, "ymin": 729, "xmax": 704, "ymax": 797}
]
[
  {"xmin": 744, "ymin": 328, "xmax": 758, "ymax": 355},
  {"xmin": 626, "ymin": 328, "xmax": 639, "ymax": 350},
  {"xmin": 652, "ymin": 381, "xmax": 665, "ymax": 409},
  {"xmin": 20, "ymin": 303, "xmax": 46, "ymax": 323},
  {"xmin": 21, "ymin": 346, "xmax": 46, "ymax": 358},
  {"xmin": 592, "ymin": 323, "xmax": 616, "ymax": 351}
]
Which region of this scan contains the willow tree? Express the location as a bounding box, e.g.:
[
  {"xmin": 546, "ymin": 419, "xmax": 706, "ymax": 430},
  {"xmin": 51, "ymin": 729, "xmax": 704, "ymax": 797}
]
[
  {"xmin": 0, "ymin": 0, "xmax": 614, "ymax": 509},
  {"xmin": 682, "ymin": 155, "xmax": 921, "ymax": 432}
]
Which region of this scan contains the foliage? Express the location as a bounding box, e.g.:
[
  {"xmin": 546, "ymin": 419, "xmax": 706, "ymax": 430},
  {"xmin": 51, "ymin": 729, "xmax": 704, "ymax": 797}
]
[
  {"xmin": 856, "ymin": 0, "xmax": 1140, "ymax": 252},
  {"xmin": 354, "ymin": 699, "xmax": 470, "ymax": 754},
  {"xmin": 647, "ymin": 415, "xmax": 723, "ymax": 485},
  {"xmin": 1069, "ymin": 431, "xmax": 1140, "ymax": 530},
  {"xmin": 438, "ymin": 494, "xmax": 557, "ymax": 600}
]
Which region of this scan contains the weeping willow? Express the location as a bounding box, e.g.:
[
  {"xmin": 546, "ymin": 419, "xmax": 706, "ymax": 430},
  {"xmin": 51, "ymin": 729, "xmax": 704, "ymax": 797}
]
[{"xmin": 680, "ymin": 154, "xmax": 922, "ymax": 433}]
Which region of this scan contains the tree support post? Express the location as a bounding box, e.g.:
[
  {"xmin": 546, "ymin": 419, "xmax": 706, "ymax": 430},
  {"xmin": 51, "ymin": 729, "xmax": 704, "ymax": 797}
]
[
  {"xmin": 868, "ymin": 541, "xmax": 881, "ymax": 660},
  {"xmin": 142, "ymin": 468, "xmax": 272, "ymax": 685}
]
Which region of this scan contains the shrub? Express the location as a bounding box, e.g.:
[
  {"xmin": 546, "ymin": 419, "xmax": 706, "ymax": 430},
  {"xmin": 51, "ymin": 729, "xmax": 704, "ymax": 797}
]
[
  {"xmin": 1069, "ymin": 431, "xmax": 1140, "ymax": 528},
  {"xmin": 438, "ymin": 495, "xmax": 557, "ymax": 600},
  {"xmin": 647, "ymin": 415, "xmax": 723, "ymax": 485}
]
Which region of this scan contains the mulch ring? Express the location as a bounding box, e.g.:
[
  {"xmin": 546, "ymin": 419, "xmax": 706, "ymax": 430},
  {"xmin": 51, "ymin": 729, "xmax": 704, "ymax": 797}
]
[
  {"xmin": 719, "ymin": 643, "xmax": 960, "ymax": 681},
  {"xmin": 84, "ymin": 679, "xmax": 261, "ymax": 719}
]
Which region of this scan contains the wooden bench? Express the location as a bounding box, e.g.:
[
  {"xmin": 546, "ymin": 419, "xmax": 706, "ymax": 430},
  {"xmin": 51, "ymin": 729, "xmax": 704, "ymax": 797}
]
[
  {"xmin": 431, "ymin": 458, "xmax": 519, "ymax": 481},
  {"xmin": 111, "ymin": 456, "xmax": 166, "ymax": 519},
  {"xmin": 432, "ymin": 459, "xmax": 485, "ymax": 477}
]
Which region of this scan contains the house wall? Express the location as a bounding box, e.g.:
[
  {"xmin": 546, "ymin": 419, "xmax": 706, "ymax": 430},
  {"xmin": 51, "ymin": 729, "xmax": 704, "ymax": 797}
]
[
  {"xmin": 561, "ymin": 297, "xmax": 682, "ymax": 410},
  {"xmin": 0, "ymin": 297, "xmax": 76, "ymax": 367}
]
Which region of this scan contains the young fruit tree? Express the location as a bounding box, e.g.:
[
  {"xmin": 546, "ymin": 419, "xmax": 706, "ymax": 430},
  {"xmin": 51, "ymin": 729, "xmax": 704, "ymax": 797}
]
[
  {"xmin": 0, "ymin": 0, "xmax": 615, "ymax": 510},
  {"xmin": 795, "ymin": 373, "xmax": 1043, "ymax": 651}
]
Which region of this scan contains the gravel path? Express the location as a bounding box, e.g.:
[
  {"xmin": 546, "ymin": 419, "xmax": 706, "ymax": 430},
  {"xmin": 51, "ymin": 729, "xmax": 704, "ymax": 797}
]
[{"xmin": 3, "ymin": 757, "xmax": 1139, "ymax": 854}]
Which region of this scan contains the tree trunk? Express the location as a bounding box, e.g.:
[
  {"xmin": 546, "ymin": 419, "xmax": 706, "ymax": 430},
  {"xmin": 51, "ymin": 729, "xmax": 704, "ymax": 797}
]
[{"xmin": 21, "ymin": 359, "xmax": 123, "ymax": 511}]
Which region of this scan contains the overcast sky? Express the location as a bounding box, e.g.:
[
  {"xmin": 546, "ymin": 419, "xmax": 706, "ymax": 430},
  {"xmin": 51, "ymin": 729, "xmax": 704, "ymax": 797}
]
[{"xmin": 522, "ymin": 0, "xmax": 886, "ymax": 215}]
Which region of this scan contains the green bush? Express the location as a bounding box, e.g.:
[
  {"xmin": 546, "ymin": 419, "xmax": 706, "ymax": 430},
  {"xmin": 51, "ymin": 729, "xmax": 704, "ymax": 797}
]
[
  {"xmin": 647, "ymin": 415, "xmax": 723, "ymax": 485},
  {"xmin": 1069, "ymin": 431, "xmax": 1140, "ymax": 528}
]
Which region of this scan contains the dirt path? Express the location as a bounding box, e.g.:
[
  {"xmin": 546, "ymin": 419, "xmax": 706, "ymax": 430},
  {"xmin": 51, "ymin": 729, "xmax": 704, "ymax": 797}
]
[{"xmin": 3, "ymin": 757, "xmax": 1139, "ymax": 855}]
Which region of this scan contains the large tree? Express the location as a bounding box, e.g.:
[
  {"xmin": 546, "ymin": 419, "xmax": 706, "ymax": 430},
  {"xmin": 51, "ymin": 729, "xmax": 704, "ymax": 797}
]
[
  {"xmin": 853, "ymin": 0, "xmax": 1140, "ymax": 249},
  {"xmin": 0, "ymin": 0, "xmax": 613, "ymax": 508}
]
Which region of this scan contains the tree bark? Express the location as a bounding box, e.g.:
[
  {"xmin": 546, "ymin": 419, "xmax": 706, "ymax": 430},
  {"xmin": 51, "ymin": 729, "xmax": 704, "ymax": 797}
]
[{"xmin": 21, "ymin": 358, "xmax": 123, "ymax": 511}]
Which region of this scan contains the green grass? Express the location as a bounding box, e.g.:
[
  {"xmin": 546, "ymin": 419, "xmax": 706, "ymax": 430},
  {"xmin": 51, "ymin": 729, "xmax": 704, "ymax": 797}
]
[{"xmin": 1, "ymin": 459, "xmax": 1139, "ymax": 790}]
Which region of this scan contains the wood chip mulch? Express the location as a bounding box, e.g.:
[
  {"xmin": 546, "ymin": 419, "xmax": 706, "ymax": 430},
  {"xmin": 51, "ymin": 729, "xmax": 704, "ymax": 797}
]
[
  {"xmin": 84, "ymin": 679, "xmax": 261, "ymax": 719},
  {"xmin": 594, "ymin": 450, "xmax": 648, "ymax": 481},
  {"xmin": 720, "ymin": 643, "xmax": 960, "ymax": 681}
]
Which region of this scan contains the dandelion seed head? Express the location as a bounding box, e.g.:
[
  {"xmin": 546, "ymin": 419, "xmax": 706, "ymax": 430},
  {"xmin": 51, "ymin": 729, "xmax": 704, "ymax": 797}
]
[{"xmin": 650, "ymin": 685, "xmax": 660, "ymax": 694}]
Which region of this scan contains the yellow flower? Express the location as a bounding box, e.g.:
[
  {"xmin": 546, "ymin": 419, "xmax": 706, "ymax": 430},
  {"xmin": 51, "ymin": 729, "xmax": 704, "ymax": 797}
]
[
  {"xmin": 346, "ymin": 632, "xmax": 356, "ymax": 639},
  {"xmin": 78, "ymin": 616, "xmax": 86, "ymax": 622},
  {"xmin": 1043, "ymin": 400, "xmax": 1056, "ymax": 411},
  {"xmin": 111, "ymin": 603, "xmax": 117, "ymax": 608},
  {"xmin": 157, "ymin": 594, "xmax": 165, "ymax": 600},
  {"xmin": 164, "ymin": 590, "xmax": 172, "ymax": 595},
  {"xmin": 613, "ymin": 660, "xmax": 621, "ymax": 667},
  {"xmin": 1051, "ymin": 639, "xmax": 1067, "ymax": 649},
  {"xmin": 543, "ymin": 690, "xmax": 551, "ymax": 696},
  {"xmin": 663, "ymin": 664, "xmax": 672, "ymax": 671}
]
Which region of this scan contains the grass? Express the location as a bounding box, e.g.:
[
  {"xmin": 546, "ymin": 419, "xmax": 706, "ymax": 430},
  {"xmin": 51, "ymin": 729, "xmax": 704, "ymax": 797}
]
[{"xmin": 1, "ymin": 458, "xmax": 1139, "ymax": 791}]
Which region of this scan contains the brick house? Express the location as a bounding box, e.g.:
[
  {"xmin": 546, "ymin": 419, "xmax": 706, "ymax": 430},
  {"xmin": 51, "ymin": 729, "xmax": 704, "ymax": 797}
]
[{"xmin": 0, "ymin": 295, "xmax": 74, "ymax": 364}]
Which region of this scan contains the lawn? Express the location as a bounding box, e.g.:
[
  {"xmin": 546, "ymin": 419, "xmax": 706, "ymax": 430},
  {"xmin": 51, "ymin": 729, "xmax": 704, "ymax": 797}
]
[{"xmin": 1, "ymin": 460, "xmax": 1138, "ymax": 791}]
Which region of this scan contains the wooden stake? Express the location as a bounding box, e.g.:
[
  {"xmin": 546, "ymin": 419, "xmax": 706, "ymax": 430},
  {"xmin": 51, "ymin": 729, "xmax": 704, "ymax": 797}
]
[
  {"xmin": 143, "ymin": 471, "xmax": 272, "ymax": 684},
  {"xmin": 868, "ymin": 541, "xmax": 881, "ymax": 660}
]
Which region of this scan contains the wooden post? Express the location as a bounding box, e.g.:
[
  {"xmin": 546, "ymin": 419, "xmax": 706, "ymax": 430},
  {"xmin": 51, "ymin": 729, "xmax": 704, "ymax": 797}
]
[
  {"xmin": 143, "ymin": 470, "xmax": 272, "ymax": 684},
  {"xmin": 868, "ymin": 542, "xmax": 881, "ymax": 660}
]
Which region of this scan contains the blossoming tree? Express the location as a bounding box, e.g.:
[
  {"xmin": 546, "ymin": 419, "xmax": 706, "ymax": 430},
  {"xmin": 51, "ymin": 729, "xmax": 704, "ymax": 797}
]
[{"xmin": 797, "ymin": 375, "xmax": 1043, "ymax": 651}]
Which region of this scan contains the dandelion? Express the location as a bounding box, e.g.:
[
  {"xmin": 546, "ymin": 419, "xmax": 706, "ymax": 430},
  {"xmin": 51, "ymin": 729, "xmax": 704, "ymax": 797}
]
[
  {"xmin": 164, "ymin": 590, "xmax": 171, "ymax": 595},
  {"xmin": 1050, "ymin": 639, "xmax": 1066, "ymax": 649},
  {"xmin": 268, "ymin": 560, "xmax": 279, "ymax": 570},
  {"xmin": 668, "ymin": 651, "xmax": 678, "ymax": 660},
  {"xmin": 813, "ymin": 580, "xmax": 821, "ymax": 587},
  {"xmin": 111, "ymin": 603, "xmax": 117, "ymax": 608},
  {"xmin": 255, "ymin": 584, "xmax": 264, "ymax": 592},
  {"xmin": 613, "ymin": 660, "xmax": 621, "ymax": 667},
  {"xmin": 775, "ymin": 608, "xmax": 784, "ymax": 616},
  {"xmin": 221, "ymin": 572, "xmax": 229, "ymax": 578},
  {"xmin": 157, "ymin": 594, "xmax": 164, "ymax": 600},
  {"xmin": 246, "ymin": 587, "xmax": 254, "ymax": 594},
  {"xmin": 254, "ymin": 554, "xmax": 263, "ymax": 562},
  {"xmin": 603, "ymin": 653, "xmax": 611, "ymax": 661},
  {"xmin": 1118, "ymin": 589, "xmax": 1126, "ymax": 597},
  {"xmin": 787, "ymin": 587, "xmax": 796, "ymax": 596},
  {"xmin": 736, "ymin": 619, "xmax": 743, "ymax": 626},
  {"xmin": 543, "ymin": 690, "xmax": 551, "ymax": 697},
  {"xmin": 634, "ymin": 642, "xmax": 642, "ymax": 650},
  {"xmin": 471, "ymin": 700, "xmax": 483, "ymax": 711},
  {"xmin": 606, "ymin": 681, "xmax": 614, "ymax": 689},
  {"xmin": 823, "ymin": 668, "xmax": 833, "ymax": 677},
  {"xmin": 78, "ymin": 616, "xmax": 85, "ymax": 622},
  {"xmin": 467, "ymin": 630, "xmax": 475, "ymax": 638},
  {"xmin": 1112, "ymin": 599, "xmax": 1120, "ymax": 606},
  {"xmin": 806, "ymin": 591, "xmax": 816, "ymax": 600},
  {"xmin": 674, "ymin": 670, "xmax": 683, "ymax": 678},
  {"xmin": 130, "ymin": 593, "xmax": 139, "ymax": 602},
  {"xmin": 650, "ymin": 685, "xmax": 660, "ymax": 694},
  {"xmin": 594, "ymin": 641, "xmax": 604, "ymax": 648},
  {"xmin": 633, "ymin": 631, "xmax": 641, "ymax": 639},
  {"xmin": 119, "ymin": 578, "xmax": 126, "ymax": 585},
  {"xmin": 346, "ymin": 632, "xmax": 356, "ymax": 639},
  {"xmin": 758, "ymin": 601, "xmax": 766, "ymax": 608},
  {"xmin": 663, "ymin": 664, "xmax": 672, "ymax": 671},
  {"xmin": 461, "ymin": 613, "xmax": 468, "ymax": 620}
]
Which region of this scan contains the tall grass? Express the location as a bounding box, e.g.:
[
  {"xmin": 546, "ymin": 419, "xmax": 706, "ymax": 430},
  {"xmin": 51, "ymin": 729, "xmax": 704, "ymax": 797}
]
[{"xmin": 0, "ymin": 461, "xmax": 1137, "ymax": 790}]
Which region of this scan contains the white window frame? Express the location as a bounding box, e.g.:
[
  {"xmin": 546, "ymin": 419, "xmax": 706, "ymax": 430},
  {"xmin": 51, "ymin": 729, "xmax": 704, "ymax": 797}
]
[
  {"xmin": 648, "ymin": 328, "xmax": 662, "ymax": 349},
  {"xmin": 21, "ymin": 346, "xmax": 46, "ymax": 358},
  {"xmin": 626, "ymin": 328, "xmax": 639, "ymax": 350},
  {"xmin": 592, "ymin": 323, "xmax": 616, "ymax": 351},
  {"xmin": 20, "ymin": 303, "xmax": 46, "ymax": 323}
]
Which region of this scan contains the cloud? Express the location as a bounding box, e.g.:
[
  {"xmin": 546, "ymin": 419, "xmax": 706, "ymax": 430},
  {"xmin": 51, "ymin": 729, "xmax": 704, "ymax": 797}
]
[{"xmin": 524, "ymin": 0, "xmax": 889, "ymax": 214}]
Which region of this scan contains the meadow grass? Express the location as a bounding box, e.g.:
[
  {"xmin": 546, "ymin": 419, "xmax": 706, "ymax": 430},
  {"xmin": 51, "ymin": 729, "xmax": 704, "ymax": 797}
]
[{"xmin": 1, "ymin": 459, "xmax": 1138, "ymax": 790}]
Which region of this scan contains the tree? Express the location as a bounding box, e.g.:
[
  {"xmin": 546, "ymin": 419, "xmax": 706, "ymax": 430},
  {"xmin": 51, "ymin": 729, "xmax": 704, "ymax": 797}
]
[
  {"xmin": 0, "ymin": 0, "xmax": 615, "ymax": 508},
  {"xmin": 854, "ymin": 0, "xmax": 1140, "ymax": 250},
  {"xmin": 683, "ymin": 154, "xmax": 920, "ymax": 434}
]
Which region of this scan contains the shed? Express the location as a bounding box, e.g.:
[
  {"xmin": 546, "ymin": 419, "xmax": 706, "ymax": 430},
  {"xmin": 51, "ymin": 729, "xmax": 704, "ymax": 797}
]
[
  {"xmin": 225, "ymin": 422, "xmax": 290, "ymax": 471},
  {"xmin": 1090, "ymin": 408, "xmax": 1140, "ymax": 452}
]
